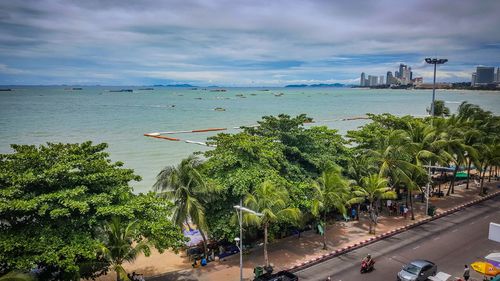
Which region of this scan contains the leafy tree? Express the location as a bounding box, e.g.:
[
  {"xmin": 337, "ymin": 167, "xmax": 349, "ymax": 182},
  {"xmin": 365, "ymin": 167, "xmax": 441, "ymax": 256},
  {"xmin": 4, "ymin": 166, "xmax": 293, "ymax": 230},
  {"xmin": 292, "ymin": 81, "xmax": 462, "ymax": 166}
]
[
  {"xmin": 154, "ymin": 155, "xmax": 212, "ymax": 256},
  {"xmin": 0, "ymin": 142, "xmax": 184, "ymax": 279},
  {"xmin": 98, "ymin": 218, "xmax": 150, "ymax": 281},
  {"xmin": 348, "ymin": 174, "xmax": 396, "ymax": 234},
  {"xmin": 243, "ymin": 181, "xmax": 301, "ymax": 267},
  {"xmin": 244, "ymin": 114, "xmax": 350, "ymax": 179},
  {"xmin": 310, "ymin": 166, "xmax": 350, "ymax": 249}
]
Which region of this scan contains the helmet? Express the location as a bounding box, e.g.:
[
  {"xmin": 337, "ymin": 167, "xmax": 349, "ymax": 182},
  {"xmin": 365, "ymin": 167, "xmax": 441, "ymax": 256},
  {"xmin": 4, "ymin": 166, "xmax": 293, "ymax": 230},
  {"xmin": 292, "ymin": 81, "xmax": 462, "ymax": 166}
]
[{"xmin": 367, "ymin": 254, "xmax": 371, "ymax": 258}]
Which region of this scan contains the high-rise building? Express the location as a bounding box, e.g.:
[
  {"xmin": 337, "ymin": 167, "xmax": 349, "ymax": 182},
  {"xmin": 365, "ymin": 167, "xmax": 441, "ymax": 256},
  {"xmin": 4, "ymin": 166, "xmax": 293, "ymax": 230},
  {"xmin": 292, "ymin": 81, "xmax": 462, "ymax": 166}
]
[
  {"xmin": 471, "ymin": 73, "xmax": 477, "ymax": 86},
  {"xmin": 395, "ymin": 71, "xmax": 400, "ymax": 78},
  {"xmin": 379, "ymin": 76, "xmax": 384, "ymax": 85},
  {"xmin": 368, "ymin": 75, "xmax": 378, "ymax": 86},
  {"xmin": 360, "ymin": 72, "xmax": 366, "ymax": 86},
  {"xmin": 496, "ymin": 67, "xmax": 500, "ymax": 83},
  {"xmin": 386, "ymin": 71, "xmax": 394, "ymax": 85},
  {"xmin": 398, "ymin": 64, "xmax": 406, "ymax": 78},
  {"xmin": 475, "ymin": 66, "xmax": 495, "ymax": 85}
]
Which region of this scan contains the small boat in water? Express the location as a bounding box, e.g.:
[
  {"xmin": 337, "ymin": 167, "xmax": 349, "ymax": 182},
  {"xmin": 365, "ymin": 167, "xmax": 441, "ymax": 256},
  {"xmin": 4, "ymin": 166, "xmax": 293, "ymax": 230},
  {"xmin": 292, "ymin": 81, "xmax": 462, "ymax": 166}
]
[
  {"xmin": 109, "ymin": 89, "xmax": 133, "ymax": 92},
  {"xmin": 214, "ymin": 107, "xmax": 226, "ymax": 111}
]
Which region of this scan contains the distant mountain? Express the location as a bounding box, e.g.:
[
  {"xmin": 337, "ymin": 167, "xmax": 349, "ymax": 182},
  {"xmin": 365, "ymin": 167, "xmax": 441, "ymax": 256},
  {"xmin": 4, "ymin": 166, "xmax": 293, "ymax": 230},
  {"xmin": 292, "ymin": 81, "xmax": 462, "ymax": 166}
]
[
  {"xmin": 285, "ymin": 83, "xmax": 345, "ymax": 88},
  {"xmin": 284, "ymin": 84, "xmax": 308, "ymax": 88},
  {"xmin": 310, "ymin": 83, "xmax": 345, "ymax": 87}
]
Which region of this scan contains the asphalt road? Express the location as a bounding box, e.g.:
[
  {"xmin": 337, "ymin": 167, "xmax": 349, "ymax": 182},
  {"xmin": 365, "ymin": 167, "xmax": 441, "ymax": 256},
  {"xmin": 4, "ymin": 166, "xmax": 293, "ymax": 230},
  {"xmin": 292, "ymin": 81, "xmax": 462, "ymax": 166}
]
[{"xmin": 296, "ymin": 196, "xmax": 500, "ymax": 281}]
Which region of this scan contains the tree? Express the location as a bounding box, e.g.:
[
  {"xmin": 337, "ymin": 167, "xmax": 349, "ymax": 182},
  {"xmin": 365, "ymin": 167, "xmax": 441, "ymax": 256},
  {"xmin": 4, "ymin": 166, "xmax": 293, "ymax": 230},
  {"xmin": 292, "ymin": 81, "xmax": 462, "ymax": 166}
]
[
  {"xmin": 98, "ymin": 218, "xmax": 149, "ymax": 281},
  {"xmin": 243, "ymin": 181, "xmax": 301, "ymax": 267},
  {"xmin": 348, "ymin": 174, "xmax": 396, "ymax": 234},
  {"xmin": 154, "ymin": 155, "xmax": 211, "ymax": 256},
  {"xmin": 428, "ymin": 100, "xmax": 450, "ymax": 117},
  {"xmin": 310, "ymin": 166, "xmax": 350, "ymax": 249},
  {"xmin": 0, "ymin": 142, "xmax": 185, "ymax": 279}
]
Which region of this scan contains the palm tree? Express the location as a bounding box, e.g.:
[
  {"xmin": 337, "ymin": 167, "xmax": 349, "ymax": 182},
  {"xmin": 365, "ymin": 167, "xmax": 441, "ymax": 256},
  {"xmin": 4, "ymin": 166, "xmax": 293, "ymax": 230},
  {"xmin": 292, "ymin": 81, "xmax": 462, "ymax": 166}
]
[
  {"xmin": 98, "ymin": 217, "xmax": 150, "ymax": 281},
  {"xmin": 154, "ymin": 155, "xmax": 211, "ymax": 255},
  {"xmin": 310, "ymin": 166, "xmax": 351, "ymax": 250},
  {"xmin": 348, "ymin": 174, "xmax": 396, "ymax": 234},
  {"xmin": 243, "ymin": 180, "xmax": 302, "ymax": 267},
  {"xmin": 434, "ymin": 116, "xmax": 477, "ymax": 196}
]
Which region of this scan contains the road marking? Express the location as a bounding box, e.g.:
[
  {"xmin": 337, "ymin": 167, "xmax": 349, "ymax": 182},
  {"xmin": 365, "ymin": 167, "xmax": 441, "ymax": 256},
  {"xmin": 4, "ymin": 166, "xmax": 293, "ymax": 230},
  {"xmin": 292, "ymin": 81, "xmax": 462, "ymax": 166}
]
[
  {"xmin": 484, "ymin": 215, "xmax": 490, "ymax": 219},
  {"xmin": 452, "ymin": 229, "xmax": 458, "ymax": 232},
  {"xmin": 413, "ymin": 246, "xmax": 420, "ymax": 250},
  {"xmin": 469, "ymin": 221, "xmax": 475, "ymax": 225},
  {"xmin": 433, "ymin": 237, "xmax": 440, "ymax": 240}
]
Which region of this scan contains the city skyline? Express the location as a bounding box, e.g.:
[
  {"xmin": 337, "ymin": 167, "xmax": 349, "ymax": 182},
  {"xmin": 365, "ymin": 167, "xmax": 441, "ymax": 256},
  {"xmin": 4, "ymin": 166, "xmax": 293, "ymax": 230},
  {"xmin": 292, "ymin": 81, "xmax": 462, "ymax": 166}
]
[{"xmin": 1, "ymin": 0, "xmax": 500, "ymax": 86}]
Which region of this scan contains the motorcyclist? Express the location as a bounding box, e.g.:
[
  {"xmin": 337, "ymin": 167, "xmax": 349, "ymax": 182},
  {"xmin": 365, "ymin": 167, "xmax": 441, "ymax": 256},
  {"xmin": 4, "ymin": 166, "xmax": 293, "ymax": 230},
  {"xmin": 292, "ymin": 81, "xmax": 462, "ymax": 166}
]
[{"xmin": 362, "ymin": 254, "xmax": 374, "ymax": 268}]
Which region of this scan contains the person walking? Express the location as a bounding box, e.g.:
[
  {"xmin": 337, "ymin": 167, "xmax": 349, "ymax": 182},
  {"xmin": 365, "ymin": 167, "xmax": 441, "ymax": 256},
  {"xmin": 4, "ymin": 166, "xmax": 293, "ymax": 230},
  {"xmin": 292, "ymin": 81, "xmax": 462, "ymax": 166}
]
[
  {"xmin": 403, "ymin": 205, "xmax": 409, "ymax": 219},
  {"xmin": 463, "ymin": 264, "xmax": 470, "ymax": 281}
]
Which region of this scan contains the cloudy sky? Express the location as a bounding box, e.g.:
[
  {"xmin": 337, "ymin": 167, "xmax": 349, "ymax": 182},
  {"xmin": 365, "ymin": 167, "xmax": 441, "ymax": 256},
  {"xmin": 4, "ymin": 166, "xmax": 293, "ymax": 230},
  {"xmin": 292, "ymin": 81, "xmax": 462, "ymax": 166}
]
[{"xmin": 1, "ymin": 0, "xmax": 499, "ymax": 86}]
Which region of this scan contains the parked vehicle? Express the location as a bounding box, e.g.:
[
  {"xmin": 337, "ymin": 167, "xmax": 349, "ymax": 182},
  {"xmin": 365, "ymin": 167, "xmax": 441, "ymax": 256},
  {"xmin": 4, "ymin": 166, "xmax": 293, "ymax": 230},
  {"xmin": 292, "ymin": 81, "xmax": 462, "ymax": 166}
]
[
  {"xmin": 397, "ymin": 260, "xmax": 437, "ymax": 281},
  {"xmin": 253, "ymin": 270, "xmax": 298, "ymax": 281}
]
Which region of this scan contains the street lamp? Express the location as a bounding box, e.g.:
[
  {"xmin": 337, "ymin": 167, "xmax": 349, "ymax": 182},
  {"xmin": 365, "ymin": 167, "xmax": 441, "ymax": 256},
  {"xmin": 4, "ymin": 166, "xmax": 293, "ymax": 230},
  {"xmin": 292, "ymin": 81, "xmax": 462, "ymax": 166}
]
[
  {"xmin": 425, "ymin": 58, "xmax": 448, "ymax": 117},
  {"xmin": 234, "ymin": 200, "xmax": 263, "ymax": 281}
]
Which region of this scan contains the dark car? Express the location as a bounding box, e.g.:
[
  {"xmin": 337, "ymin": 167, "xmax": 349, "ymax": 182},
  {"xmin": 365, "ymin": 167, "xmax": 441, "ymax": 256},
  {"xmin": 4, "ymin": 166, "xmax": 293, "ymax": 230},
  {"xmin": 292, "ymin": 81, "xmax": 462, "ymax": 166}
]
[
  {"xmin": 397, "ymin": 260, "xmax": 437, "ymax": 281},
  {"xmin": 254, "ymin": 271, "xmax": 298, "ymax": 281}
]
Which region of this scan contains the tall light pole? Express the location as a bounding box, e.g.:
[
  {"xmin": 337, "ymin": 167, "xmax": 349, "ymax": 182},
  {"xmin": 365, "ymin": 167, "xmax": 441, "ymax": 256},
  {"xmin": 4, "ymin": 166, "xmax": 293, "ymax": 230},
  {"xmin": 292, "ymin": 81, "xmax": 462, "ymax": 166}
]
[
  {"xmin": 234, "ymin": 200, "xmax": 263, "ymax": 281},
  {"xmin": 425, "ymin": 58, "xmax": 448, "ymax": 117},
  {"xmin": 424, "ymin": 58, "xmax": 447, "ymax": 216}
]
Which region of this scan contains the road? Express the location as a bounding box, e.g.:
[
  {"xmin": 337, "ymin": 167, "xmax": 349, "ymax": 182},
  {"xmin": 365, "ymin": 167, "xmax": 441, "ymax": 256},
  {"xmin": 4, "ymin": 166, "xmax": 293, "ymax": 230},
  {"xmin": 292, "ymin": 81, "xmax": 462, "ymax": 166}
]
[{"xmin": 296, "ymin": 196, "xmax": 500, "ymax": 281}]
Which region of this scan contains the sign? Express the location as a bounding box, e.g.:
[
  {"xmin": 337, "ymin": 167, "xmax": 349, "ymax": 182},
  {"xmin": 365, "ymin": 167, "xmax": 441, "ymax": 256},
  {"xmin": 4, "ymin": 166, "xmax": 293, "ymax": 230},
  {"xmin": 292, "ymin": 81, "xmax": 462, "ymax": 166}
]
[{"xmin": 489, "ymin": 222, "xmax": 500, "ymax": 243}]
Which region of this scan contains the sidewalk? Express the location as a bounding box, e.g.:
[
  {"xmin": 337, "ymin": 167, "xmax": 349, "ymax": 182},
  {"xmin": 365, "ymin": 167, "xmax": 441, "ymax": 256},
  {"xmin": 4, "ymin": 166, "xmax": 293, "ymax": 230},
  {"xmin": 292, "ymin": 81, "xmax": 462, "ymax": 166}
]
[{"xmin": 100, "ymin": 180, "xmax": 500, "ymax": 281}]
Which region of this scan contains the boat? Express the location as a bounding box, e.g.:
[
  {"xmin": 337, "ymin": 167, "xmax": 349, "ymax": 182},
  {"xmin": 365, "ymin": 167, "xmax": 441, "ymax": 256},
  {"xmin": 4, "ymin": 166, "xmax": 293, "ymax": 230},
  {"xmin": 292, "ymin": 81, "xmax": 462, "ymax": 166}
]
[
  {"xmin": 214, "ymin": 107, "xmax": 226, "ymax": 111},
  {"xmin": 109, "ymin": 89, "xmax": 133, "ymax": 92}
]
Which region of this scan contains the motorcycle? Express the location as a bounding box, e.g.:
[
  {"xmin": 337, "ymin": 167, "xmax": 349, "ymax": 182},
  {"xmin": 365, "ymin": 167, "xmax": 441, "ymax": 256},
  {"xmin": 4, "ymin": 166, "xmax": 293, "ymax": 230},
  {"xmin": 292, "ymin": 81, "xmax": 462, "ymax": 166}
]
[{"xmin": 360, "ymin": 259, "xmax": 375, "ymax": 273}]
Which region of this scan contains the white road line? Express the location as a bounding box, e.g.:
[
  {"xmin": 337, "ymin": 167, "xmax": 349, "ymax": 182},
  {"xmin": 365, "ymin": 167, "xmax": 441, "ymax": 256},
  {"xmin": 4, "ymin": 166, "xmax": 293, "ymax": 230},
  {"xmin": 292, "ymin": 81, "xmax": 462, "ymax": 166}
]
[
  {"xmin": 433, "ymin": 237, "xmax": 440, "ymax": 240},
  {"xmin": 452, "ymin": 229, "xmax": 458, "ymax": 232},
  {"xmin": 484, "ymin": 215, "xmax": 490, "ymax": 219},
  {"xmin": 413, "ymin": 246, "xmax": 420, "ymax": 250},
  {"xmin": 469, "ymin": 221, "xmax": 476, "ymax": 225}
]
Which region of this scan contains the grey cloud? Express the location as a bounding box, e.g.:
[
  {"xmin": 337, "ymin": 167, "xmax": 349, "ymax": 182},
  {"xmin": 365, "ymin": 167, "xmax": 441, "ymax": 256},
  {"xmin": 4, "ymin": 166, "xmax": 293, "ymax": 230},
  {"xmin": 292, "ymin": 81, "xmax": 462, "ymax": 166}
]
[{"xmin": 0, "ymin": 0, "xmax": 499, "ymax": 85}]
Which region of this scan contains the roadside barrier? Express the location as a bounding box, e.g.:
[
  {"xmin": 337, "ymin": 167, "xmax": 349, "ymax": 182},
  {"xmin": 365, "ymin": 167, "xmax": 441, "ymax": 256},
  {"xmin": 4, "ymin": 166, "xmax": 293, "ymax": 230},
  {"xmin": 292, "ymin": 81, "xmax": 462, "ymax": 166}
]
[{"xmin": 288, "ymin": 190, "xmax": 500, "ymax": 273}]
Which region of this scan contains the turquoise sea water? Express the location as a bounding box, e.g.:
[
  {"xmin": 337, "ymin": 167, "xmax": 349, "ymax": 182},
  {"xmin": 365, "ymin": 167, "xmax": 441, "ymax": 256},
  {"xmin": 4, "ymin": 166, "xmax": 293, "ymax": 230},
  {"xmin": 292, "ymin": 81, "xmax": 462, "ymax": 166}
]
[{"xmin": 1, "ymin": 86, "xmax": 499, "ymax": 193}]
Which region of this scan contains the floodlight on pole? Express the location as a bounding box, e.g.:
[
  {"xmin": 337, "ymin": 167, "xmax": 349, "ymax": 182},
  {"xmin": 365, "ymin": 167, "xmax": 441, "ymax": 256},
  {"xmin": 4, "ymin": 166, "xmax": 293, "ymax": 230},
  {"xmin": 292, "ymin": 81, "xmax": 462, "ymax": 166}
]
[
  {"xmin": 425, "ymin": 57, "xmax": 448, "ymax": 117},
  {"xmin": 234, "ymin": 201, "xmax": 263, "ymax": 281}
]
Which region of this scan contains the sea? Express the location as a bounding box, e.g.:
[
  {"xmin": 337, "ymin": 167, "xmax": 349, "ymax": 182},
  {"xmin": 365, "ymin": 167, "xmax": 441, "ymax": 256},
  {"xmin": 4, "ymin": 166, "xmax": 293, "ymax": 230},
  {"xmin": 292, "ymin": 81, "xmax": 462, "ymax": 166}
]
[{"xmin": 1, "ymin": 86, "xmax": 499, "ymax": 193}]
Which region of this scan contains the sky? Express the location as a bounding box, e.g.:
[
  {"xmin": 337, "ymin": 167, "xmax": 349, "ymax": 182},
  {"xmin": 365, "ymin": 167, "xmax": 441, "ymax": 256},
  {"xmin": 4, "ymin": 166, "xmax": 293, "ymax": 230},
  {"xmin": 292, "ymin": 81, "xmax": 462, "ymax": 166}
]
[{"xmin": 1, "ymin": 0, "xmax": 500, "ymax": 86}]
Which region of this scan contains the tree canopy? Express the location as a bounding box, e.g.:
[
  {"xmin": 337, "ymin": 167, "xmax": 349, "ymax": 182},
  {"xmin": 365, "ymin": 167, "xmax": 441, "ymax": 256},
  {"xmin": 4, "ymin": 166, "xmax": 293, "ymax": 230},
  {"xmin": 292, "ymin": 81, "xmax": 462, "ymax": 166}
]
[{"xmin": 0, "ymin": 142, "xmax": 185, "ymax": 280}]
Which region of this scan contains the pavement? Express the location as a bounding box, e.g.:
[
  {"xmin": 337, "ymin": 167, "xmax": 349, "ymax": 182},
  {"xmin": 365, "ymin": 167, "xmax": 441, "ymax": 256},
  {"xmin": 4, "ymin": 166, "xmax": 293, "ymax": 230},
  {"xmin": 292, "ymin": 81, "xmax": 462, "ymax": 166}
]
[{"xmin": 128, "ymin": 180, "xmax": 500, "ymax": 281}]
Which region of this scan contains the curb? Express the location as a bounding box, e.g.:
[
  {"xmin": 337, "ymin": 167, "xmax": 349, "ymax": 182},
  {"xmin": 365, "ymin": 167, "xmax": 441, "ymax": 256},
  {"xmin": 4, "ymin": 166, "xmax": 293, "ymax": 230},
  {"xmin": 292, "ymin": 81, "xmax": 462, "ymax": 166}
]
[{"xmin": 288, "ymin": 190, "xmax": 500, "ymax": 273}]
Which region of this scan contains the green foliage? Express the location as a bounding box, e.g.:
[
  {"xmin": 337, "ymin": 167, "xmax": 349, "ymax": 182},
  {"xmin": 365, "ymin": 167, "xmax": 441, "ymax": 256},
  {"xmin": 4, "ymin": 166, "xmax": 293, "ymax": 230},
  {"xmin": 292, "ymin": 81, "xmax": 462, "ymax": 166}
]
[
  {"xmin": 154, "ymin": 155, "xmax": 211, "ymax": 254},
  {"xmin": 98, "ymin": 217, "xmax": 150, "ymax": 281},
  {"xmin": 431, "ymin": 100, "xmax": 450, "ymax": 117},
  {"xmin": 243, "ymin": 180, "xmax": 301, "ymax": 266},
  {"xmin": 0, "ymin": 271, "xmax": 34, "ymax": 281},
  {"xmin": 0, "ymin": 142, "xmax": 184, "ymax": 279}
]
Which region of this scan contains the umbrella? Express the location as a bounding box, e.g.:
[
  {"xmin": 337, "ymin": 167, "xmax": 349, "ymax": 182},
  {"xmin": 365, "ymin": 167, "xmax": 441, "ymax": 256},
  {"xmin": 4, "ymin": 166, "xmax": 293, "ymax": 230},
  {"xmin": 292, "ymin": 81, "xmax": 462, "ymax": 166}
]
[
  {"xmin": 486, "ymin": 253, "xmax": 500, "ymax": 268},
  {"xmin": 471, "ymin": 261, "xmax": 499, "ymax": 276}
]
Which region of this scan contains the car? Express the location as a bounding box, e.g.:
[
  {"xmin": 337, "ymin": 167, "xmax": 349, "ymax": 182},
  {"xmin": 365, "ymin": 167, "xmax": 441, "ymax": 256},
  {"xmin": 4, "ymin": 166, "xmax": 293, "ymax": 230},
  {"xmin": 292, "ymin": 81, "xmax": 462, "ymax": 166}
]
[{"xmin": 397, "ymin": 259, "xmax": 437, "ymax": 281}]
